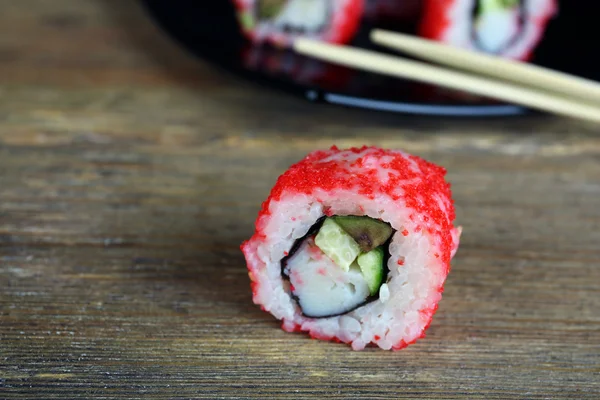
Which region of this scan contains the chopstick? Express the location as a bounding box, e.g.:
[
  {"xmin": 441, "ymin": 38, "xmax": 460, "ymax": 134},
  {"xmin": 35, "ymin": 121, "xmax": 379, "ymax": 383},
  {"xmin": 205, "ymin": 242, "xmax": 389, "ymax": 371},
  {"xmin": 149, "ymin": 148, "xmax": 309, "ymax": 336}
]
[
  {"xmin": 293, "ymin": 38, "xmax": 600, "ymax": 124},
  {"xmin": 371, "ymin": 29, "xmax": 600, "ymax": 105}
]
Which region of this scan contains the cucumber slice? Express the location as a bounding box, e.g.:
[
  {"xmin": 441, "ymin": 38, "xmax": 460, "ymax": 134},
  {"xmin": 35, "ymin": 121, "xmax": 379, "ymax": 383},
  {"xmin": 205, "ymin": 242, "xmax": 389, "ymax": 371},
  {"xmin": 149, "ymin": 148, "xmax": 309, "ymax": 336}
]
[
  {"xmin": 314, "ymin": 218, "xmax": 361, "ymax": 271},
  {"xmin": 357, "ymin": 247, "xmax": 385, "ymax": 296},
  {"xmin": 331, "ymin": 216, "xmax": 393, "ymax": 253}
]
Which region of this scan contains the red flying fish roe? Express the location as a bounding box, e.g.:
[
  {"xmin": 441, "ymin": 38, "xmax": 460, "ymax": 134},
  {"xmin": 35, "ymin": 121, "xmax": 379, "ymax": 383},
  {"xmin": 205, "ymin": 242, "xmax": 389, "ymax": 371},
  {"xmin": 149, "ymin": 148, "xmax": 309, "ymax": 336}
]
[
  {"xmin": 251, "ymin": 145, "xmax": 456, "ymax": 267},
  {"xmin": 419, "ymin": 0, "xmax": 453, "ymax": 42}
]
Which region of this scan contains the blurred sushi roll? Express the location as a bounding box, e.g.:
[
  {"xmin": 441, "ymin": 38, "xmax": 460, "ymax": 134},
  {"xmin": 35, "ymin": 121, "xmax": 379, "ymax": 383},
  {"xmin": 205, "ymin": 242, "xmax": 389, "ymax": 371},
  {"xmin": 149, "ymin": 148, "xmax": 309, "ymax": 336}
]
[
  {"xmin": 420, "ymin": 0, "xmax": 558, "ymax": 60},
  {"xmin": 241, "ymin": 146, "xmax": 461, "ymax": 350},
  {"xmin": 233, "ymin": 0, "xmax": 364, "ymax": 48}
]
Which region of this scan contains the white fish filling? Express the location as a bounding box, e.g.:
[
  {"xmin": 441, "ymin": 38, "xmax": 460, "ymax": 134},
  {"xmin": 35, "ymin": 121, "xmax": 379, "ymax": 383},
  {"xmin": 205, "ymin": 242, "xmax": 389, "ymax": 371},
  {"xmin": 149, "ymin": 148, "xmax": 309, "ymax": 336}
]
[
  {"xmin": 475, "ymin": 10, "xmax": 520, "ymax": 53},
  {"xmin": 474, "ymin": 0, "xmax": 521, "ymax": 53},
  {"xmin": 272, "ymin": 0, "xmax": 329, "ymax": 33},
  {"xmin": 284, "ymin": 237, "xmax": 370, "ymax": 318}
]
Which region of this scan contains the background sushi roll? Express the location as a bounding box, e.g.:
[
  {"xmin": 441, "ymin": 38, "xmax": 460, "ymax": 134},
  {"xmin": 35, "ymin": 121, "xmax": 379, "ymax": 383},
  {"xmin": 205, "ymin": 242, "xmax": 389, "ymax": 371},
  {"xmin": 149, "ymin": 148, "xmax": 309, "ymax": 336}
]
[
  {"xmin": 241, "ymin": 146, "xmax": 461, "ymax": 350},
  {"xmin": 233, "ymin": 0, "xmax": 364, "ymax": 48},
  {"xmin": 419, "ymin": 0, "xmax": 558, "ymax": 61}
]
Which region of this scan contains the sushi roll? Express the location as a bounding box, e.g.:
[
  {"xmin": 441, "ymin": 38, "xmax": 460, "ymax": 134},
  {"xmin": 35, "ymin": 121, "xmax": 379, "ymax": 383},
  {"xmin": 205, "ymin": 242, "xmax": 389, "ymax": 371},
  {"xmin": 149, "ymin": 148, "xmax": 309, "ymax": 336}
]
[
  {"xmin": 233, "ymin": 0, "xmax": 364, "ymax": 48},
  {"xmin": 419, "ymin": 0, "xmax": 558, "ymax": 61},
  {"xmin": 241, "ymin": 146, "xmax": 461, "ymax": 350}
]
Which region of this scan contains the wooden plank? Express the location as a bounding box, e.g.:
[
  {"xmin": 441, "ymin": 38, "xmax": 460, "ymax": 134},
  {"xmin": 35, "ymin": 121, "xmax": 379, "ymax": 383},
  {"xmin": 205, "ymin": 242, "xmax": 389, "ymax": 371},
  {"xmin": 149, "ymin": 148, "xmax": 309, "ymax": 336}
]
[{"xmin": 1, "ymin": 1, "xmax": 599, "ymax": 399}]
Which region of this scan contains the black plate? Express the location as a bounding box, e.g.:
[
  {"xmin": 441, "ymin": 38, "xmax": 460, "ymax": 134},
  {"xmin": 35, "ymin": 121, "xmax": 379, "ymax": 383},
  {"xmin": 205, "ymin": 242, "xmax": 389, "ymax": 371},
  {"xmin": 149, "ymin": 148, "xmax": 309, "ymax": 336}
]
[{"xmin": 142, "ymin": 1, "xmax": 600, "ymax": 117}]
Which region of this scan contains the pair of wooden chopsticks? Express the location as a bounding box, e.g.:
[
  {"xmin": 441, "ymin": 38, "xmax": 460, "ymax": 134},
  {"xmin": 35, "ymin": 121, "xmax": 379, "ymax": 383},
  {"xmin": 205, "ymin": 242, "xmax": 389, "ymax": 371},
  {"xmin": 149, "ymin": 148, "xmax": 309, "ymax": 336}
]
[{"xmin": 293, "ymin": 30, "xmax": 600, "ymax": 123}]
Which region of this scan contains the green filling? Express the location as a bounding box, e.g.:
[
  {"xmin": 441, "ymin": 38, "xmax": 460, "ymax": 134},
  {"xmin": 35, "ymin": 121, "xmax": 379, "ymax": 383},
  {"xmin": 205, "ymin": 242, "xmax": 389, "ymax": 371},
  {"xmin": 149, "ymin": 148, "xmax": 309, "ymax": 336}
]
[
  {"xmin": 257, "ymin": 0, "xmax": 286, "ymax": 20},
  {"xmin": 479, "ymin": 0, "xmax": 520, "ymax": 14},
  {"xmin": 314, "ymin": 218, "xmax": 361, "ymax": 272},
  {"xmin": 314, "ymin": 216, "xmax": 392, "ymax": 295},
  {"xmin": 357, "ymin": 247, "xmax": 385, "ymax": 296},
  {"xmin": 331, "ymin": 215, "xmax": 393, "ymax": 253},
  {"xmin": 238, "ymin": 12, "xmax": 255, "ymax": 30}
]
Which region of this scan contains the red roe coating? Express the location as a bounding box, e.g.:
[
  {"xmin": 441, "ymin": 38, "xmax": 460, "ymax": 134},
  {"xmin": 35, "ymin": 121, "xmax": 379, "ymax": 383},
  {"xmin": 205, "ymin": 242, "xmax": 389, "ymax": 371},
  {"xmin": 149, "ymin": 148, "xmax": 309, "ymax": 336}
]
[{"xmin": 419, "ymin": 0, "xmax": 453, "ymax": 43}]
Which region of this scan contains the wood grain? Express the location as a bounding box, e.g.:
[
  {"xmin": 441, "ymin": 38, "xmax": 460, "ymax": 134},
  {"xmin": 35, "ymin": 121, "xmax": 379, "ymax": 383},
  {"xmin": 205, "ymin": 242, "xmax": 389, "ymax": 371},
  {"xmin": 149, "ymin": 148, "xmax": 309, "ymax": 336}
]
[{"xmin": 1, "ymin": 1, "xmax": 599, "ymax": 399}]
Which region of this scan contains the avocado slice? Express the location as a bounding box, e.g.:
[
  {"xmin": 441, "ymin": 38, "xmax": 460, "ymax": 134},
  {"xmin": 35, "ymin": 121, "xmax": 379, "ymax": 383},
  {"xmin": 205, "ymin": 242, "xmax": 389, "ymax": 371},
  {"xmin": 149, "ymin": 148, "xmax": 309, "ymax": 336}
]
[
  {"xmin": 258, "ymin": 0, "xmax": 286, "ymax": 20},
  {"xmin": 314, "ymin": 218, "xmax": 361, "ymax": 271},
  {"xmin": 331, "ymin": 216, "xmax": 393, "ymax": 253},
  {"xmin": 357, "ymin": 247, "xmax": 385, "ymax": 296}
]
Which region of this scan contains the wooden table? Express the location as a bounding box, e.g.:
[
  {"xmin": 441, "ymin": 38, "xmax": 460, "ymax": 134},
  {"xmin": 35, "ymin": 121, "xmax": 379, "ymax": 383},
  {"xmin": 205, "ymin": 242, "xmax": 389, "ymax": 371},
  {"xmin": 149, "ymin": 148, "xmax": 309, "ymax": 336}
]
[{"xmin": 1, "ymin": 1, "xmax": 599, "ymax": 398}]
